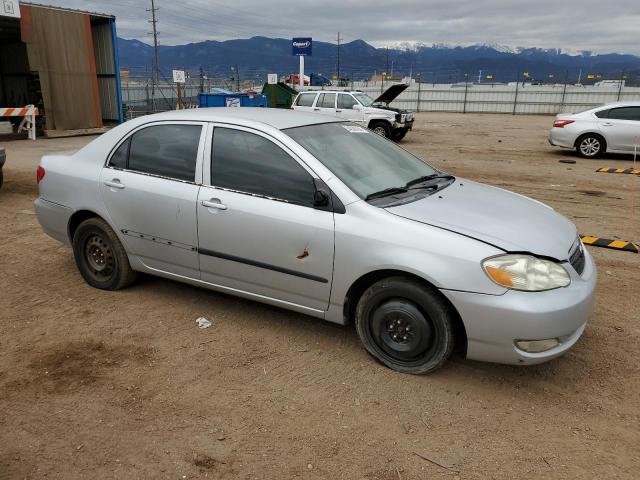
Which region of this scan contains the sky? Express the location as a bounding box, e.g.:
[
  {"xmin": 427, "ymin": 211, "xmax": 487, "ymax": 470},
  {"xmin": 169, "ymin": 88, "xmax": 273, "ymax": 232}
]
[{"xmin": 51, "ymin": 0, "xmax": 640, "ymax": 55}]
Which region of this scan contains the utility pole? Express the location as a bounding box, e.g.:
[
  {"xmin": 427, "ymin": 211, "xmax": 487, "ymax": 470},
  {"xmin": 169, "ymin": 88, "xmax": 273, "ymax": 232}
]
[
  {"xmin": 235, "ymin": 65, "xmax": 240, "ymax": 92},
  {"xmin": 336, "ymin": 32, "xmax": 342, "ymax": 83},
  {"xmin": 199, "ymin": 66, "xmax": 205, "ymax": 94},
  {"xmin": 147, "ymin": 0, "xmax": 160, "ymax": 111},
  {"xmin": 385, "ymin": 48, "xmax": 390, "ymax": 78}
]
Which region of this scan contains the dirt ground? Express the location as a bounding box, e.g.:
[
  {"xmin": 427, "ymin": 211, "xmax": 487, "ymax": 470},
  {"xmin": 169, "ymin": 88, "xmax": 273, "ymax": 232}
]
[{"xmin": 1, "ymin": 113, "xmax": 639, "ymax": 479}]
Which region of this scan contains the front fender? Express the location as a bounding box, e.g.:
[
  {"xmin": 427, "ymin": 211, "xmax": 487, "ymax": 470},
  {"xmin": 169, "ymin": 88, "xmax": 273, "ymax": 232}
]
[{"xmin": 326, "ymin": 202, "xmax": 508, "ymax": 323}]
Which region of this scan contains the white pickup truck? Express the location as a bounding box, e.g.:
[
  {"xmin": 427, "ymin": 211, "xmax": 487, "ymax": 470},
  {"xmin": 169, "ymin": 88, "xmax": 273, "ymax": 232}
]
[{"xmin": 292, "ymin": 84, "xmax": 414, "ymax": 141}]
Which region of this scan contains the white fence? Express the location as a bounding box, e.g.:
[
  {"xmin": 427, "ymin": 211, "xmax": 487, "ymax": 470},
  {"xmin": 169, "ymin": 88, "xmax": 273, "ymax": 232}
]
[{"xmin": 353, "ymin": 82, "xmax": 640, "ymax": 115}]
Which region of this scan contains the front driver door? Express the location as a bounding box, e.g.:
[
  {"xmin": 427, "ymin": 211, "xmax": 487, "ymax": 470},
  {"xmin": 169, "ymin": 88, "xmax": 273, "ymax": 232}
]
[
  {"xmin": 197, "ymin": 125, "xmax": 335, "ymax": 311},
  {"xmin": 336, "ymin": 93, "xmax": 365, "ymax": 123}
]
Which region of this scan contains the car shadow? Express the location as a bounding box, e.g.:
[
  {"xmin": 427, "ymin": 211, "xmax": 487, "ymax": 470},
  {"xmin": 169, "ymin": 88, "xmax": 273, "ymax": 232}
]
[
  {"xmin": 551, "ymin": 149, "xmax": 640, "ymax": 163},
  {"xmin": 125, "ymin": 272, "xmax": 586, "ymax": 387}
]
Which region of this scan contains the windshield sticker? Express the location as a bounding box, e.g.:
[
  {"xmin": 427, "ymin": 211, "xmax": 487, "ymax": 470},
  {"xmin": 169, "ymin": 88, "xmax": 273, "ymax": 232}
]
[{"xmin": 342, "ymin": 125, "xmax": 369, "ymax": 133}]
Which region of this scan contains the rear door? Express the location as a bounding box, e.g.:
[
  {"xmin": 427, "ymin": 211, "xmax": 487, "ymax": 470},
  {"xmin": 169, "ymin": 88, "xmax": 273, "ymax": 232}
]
[
  {"xmin": 292, "ymin": 92, "xmax": 318, "ymax": 113},
  {"xmin": 100, "ymin": 122, "xmax": 205, "ymax": 278},
  {"xmin": 197, "ymin": 125, "xmax": 335, "ymax": 311},
  {"xmin": 314, "ymin": 93, "xmax": 337, "ymax": 116},
  {"xmin": 597, "ymin": 107, "xmax": 640, "ymax": 152}
]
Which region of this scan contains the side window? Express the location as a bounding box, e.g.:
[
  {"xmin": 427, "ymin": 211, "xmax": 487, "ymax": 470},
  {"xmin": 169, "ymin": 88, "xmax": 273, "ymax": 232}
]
[
  {"xmin": 109, "ymin": 137, "xmax": 130, "ymax": 168},
  {"xmin": 296, "ymin": 93, "xmax": 316, "ymax": 107},
  {"xmin": 128, "ymin": 124, "xmax": 202, "ymax": 182},
  {"xmin": 211, "ymin": 128, "xmax": 315, "ymax": 206},
  {"xmin": 338, "ymin": 94, "xmax": 358, "ymax": 110},
  {"xmin": 594, "ymin": 109, "xmax": 610, "ymax": 119},
  {"xmin": 319, "ymin": 93, "xmax": 336, "ymax": 108},
  {"xmin": 607, "ymin": 107, "xmax": 640, "ymax": 121}
]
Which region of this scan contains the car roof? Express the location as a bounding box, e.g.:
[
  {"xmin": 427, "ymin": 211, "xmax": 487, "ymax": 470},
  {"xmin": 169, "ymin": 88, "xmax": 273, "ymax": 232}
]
[
  {"xmin": 592, "ymin": 101, "xmax": 640, "ymax": 110},
  {"xmin": 136, "ymin": 107, "xmax": 344, "ymax": 130}
]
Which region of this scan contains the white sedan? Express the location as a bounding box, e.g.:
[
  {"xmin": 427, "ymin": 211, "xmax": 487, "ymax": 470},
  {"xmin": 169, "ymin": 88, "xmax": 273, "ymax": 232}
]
[{"xmin": 549, "ymin": 101, "xmax": 640, "ymax": 158}]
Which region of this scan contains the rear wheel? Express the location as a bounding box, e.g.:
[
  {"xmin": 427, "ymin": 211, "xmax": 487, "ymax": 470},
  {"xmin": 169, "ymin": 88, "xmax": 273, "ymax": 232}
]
[
  {"xmin": 72, "ymin": 217, "xmax": 137, "ymax": 290},
  {"xmin": 355, "ymin": 277, "xmax": 455, "ymax": 374},
  {"xmin": 370, "ymin": 121, "xmax": 391, "ymax": 138},
  {"xmin": 576, "ymin": 134, "xmax": 605, "ymax": 158}
]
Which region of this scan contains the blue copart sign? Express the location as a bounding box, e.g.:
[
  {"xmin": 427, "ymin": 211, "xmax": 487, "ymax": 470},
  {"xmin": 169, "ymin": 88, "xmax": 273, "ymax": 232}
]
[{"xmin": 292, "ymin": 37, "xmax": 312, "ymax": 56}]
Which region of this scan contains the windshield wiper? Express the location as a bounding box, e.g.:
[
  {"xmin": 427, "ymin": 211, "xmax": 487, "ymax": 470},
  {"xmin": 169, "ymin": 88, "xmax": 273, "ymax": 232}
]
[
  {"xmin": 365, "ymin": 186, "xmax": 408, "ymax": 200},
  {"xmin": 405, "ymin": 173, "xmax": 454, "ymax": 187}
]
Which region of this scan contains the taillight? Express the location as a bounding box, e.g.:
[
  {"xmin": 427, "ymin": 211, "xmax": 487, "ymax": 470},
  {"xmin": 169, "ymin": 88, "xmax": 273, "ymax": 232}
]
[
  {"xmin": 36, "ymin": 166, "xmax": 45, "ymax": 183},
  {"xmin": 553, "ymin": 120, "xmax": 574, "ymax": 128}
]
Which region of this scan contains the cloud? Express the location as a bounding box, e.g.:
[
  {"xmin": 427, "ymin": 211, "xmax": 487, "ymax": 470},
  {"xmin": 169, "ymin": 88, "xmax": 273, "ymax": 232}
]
[{"xmin": 50, "ymin": 0, "xmax": 640, "ymax": 55}]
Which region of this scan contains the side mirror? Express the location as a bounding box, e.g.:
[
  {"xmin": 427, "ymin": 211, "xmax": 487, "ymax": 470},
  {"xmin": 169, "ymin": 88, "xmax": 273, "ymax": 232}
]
[
  {"xmin": 352, "ymin": 104, "xmax": 363, "ymax": 110},
  {"xmin": 313, "ymin": 189, "xmax": 330, "ymax": 207}
]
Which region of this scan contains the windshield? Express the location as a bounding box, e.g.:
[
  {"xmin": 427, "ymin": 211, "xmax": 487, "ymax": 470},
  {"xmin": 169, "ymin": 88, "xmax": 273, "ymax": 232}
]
[
  {"xmin": 353, "ymin": 93, "xmax": 374, "ymax": 107},
  {"xmin": 284, "ymin": 123, "xmax": 438, "ymax": 200}
]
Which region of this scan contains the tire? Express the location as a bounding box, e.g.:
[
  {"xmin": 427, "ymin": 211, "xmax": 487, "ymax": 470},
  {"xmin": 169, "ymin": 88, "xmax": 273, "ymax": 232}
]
[
  {"xmin": 576, "ymin": 134, "xmax": 605, "ymax": 158},
  {"xmin": 369, "ymin": 121, "xmax": 392, "ymax": 138},
  {"xmin": 391, "ymin": 128, "xmax": 408, "ymax": 142},
  {"xmin": 355, "ymin": 277, "xmax": 455, "ymax": 374},
  {"xmin": 72, "ymin": 217, "xmax": 137, "ymax": 290},
  {"xmin": 0, "ymin": 169, "xmax": 3, "ymax": 189}
]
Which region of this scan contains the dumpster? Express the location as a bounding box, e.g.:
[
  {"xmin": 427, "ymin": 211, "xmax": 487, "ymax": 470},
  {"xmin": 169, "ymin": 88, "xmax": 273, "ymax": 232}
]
[
  {"xmin": 261, "ymin": 82, "xmax": 298, "ymax": 109},
  {"xmin": 198, "ymin": 92, "xmax": 267, "ymax": 108}
]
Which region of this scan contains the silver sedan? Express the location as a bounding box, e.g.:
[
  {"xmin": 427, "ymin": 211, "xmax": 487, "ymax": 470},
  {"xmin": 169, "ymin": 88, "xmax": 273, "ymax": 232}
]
[
  {"xmin": 549, "ymin": 101, "xmax": 640, "ymax": 158},
  {"xmin": 35, "ymin": 108, "xmax": 596, "ymax": 374}
]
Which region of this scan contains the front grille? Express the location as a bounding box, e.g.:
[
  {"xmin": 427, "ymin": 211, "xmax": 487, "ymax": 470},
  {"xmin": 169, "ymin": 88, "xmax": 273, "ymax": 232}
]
[{"xmin": 569, "ymin": 240, "xmax": 586, "ymax": 275}]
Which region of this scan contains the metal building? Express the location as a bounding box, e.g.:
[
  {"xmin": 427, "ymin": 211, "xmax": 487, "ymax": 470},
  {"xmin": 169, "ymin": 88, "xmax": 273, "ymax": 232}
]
[{"xmin": 0, "ymin": 1, "xmax": 123, "ymax": 135}]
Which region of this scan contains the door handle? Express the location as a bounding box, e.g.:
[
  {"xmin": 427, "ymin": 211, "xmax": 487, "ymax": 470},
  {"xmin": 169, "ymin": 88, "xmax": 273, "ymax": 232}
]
[
  {"xmin": 201, "ymin": 199, "xmax": 228, "ymax": 210},
  {"xmin": 336, "ymin": 109, "xmax": 342, "ymax": 112},
  {"xmin": 313, "ymin": 108, "xmax": 320, "ymax": 111},
  {"xmin": 104, "ymin": 179, "xmax": 125, "ymax": 189},
  {"xmin": 602, "ymin": 123, "xmax": 614, "ymax": 126}
]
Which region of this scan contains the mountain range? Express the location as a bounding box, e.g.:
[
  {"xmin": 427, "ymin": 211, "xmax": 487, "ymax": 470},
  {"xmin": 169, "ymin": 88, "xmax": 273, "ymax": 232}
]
[{"xmin": 117, "ymin": 36, "xmax": 640, "ymax": 85}]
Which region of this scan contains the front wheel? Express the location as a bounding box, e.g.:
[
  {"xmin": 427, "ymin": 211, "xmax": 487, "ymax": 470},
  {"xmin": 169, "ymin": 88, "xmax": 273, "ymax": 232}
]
[
  {"xmin": 576, "ymin": 134, "xmax": 604, "ymax": 158},
  {"xmin": 72, "ymin": 217, "xmax": 137, "ymax": 290},
  {"xmin": 391, "ymin": 128, "xmax": 408, "ymax": 142},
  {"xmin": 369, "ymin": 121, "xmax": 391, "ymax": 138},
  {"xmin": 355, "ymin": 277, "xmax": 455, "ymax": 374}
]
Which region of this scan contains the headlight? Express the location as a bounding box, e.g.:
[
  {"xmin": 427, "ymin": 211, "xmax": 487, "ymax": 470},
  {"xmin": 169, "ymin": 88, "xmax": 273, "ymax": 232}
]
[
  {"xmin": 482, "ymin": 254, "xmax": 570, "ymax": 291},
  {"xmin": 400, "ymin": 113, "xmax": 407, "ymax": 122}
]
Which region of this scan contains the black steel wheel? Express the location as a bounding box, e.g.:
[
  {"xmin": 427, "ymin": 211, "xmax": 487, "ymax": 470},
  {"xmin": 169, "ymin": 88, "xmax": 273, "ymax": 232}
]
[
  {"xmin": 72, "ymin": 217, "xmax": 137, "ymax": 290},
  {"xmin": 355, "ymin": 277, "xmax": 455, "ymax": 374}
]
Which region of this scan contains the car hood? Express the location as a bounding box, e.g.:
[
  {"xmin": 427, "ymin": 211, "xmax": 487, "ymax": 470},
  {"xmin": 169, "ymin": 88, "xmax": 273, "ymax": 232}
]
[
  {"xmin": 385, "ymin": 179, "xmax": 577, "ymax": 261},
  {"xmin": 373, "ymin": 83, "xmax": 409, "ymax": 105}
]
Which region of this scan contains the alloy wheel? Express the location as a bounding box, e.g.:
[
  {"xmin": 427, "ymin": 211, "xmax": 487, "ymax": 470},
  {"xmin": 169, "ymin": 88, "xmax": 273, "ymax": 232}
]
[{"xmin": 580, "ymin": 137, "xmax": 600, "ymax": 157}]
